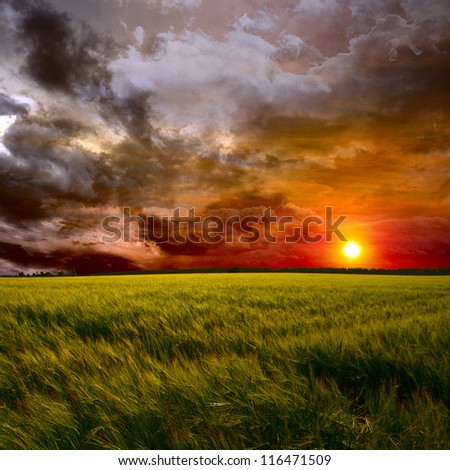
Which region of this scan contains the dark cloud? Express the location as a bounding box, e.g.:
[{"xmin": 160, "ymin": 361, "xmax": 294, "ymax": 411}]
[
  {"xmin": 0, "ymin": 241, "xmax": 138, "ymax": 275},
  {"xmin": 0, "ymin": 241, "xmax": 38, "ymax": 267},
  {"xmin": 140, "ymin": 190, "xmax": 306, "ymax": 260},
  {"xmin": 0, "ymin": 182, "xmax": 48, "ymax": 224},
  {"xmin": 0, "ymin": 109, "xmax": 182, "ymax": 228},
  {"xmin": 206, "ymin": 190, "xmax": 288, "ymax": 211},
  {"xmin": 67, "ymin": 251, "xmax": 139, "ymax": 275},
  {"xmin": 13, "ymin": 0, "xmax": 116, "ymax": 96},
  {"xmin": 156, "ymin": 239, "xmax": 209, "ymax": 257},
  {"xmin": 111, "ymin": 91, "xmax": 155, "ymax": 143},
  {"xmin": 0, "ymin": 118, "xmax": 110, "ymax": 224}
]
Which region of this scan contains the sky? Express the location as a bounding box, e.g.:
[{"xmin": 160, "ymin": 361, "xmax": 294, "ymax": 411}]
[{"xmin": 0, "ymin": 0, "xmax": 449, "ymax": 274}]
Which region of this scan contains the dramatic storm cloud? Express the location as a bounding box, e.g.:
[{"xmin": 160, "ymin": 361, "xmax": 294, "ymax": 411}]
[{"xmin": 0, "ymin": 0, "xmax": 449, "ymax": 274}]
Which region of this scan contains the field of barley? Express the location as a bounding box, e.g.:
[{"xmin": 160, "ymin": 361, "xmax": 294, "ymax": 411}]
[{"xmin": 0, "ymin": 273, "xmax": 448, "ymax": 450}]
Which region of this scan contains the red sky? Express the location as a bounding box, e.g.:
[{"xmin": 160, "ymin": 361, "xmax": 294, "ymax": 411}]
[{"xmin": 0, "ymin": 0, "xmax": 449, "ymax": 274}]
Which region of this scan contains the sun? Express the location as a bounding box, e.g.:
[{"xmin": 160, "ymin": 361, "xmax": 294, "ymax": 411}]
[{"xmin": 343, "ymin": 241, "xmax": 362, "ymax": 259}]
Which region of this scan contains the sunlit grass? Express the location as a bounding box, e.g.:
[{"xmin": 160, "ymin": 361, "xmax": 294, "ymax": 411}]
[{"xmin": 0, "ymin": 273, "xmax": 448, "ymax": 449}]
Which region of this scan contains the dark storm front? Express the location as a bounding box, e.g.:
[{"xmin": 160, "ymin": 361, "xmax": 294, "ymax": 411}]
[{"xmin": 101, "ymin": 207, "xmax": 348, "ymax": 245}]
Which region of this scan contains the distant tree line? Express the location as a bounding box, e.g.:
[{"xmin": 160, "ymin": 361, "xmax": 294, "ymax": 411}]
[
  {"xmin": 16, "ymin": 270, "xmax": 78, "ymax": 277},
  {"xmin": 97, "ymin": 267, "xmax": 450, "ymax": 276}
]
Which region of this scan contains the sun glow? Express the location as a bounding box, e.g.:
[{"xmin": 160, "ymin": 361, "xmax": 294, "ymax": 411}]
[{"xmin": 343, "ymin": 241, "xmax": 362, "ymax": 259}]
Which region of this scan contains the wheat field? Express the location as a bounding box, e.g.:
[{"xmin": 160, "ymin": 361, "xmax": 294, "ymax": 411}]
[{"xmin": 0, "ymin": 273, "xmax": 448, "ymax": 449}]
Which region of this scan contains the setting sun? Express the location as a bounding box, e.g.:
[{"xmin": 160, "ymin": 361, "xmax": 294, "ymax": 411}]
[{"xmin": 343, "ymin": 241, "xmax": 362, "ymax": 259}]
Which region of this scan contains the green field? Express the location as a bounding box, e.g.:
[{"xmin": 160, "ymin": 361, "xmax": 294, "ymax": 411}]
[{"xmin": 0, "ymin": 273, "xmax": 448, "ymax": 450}]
